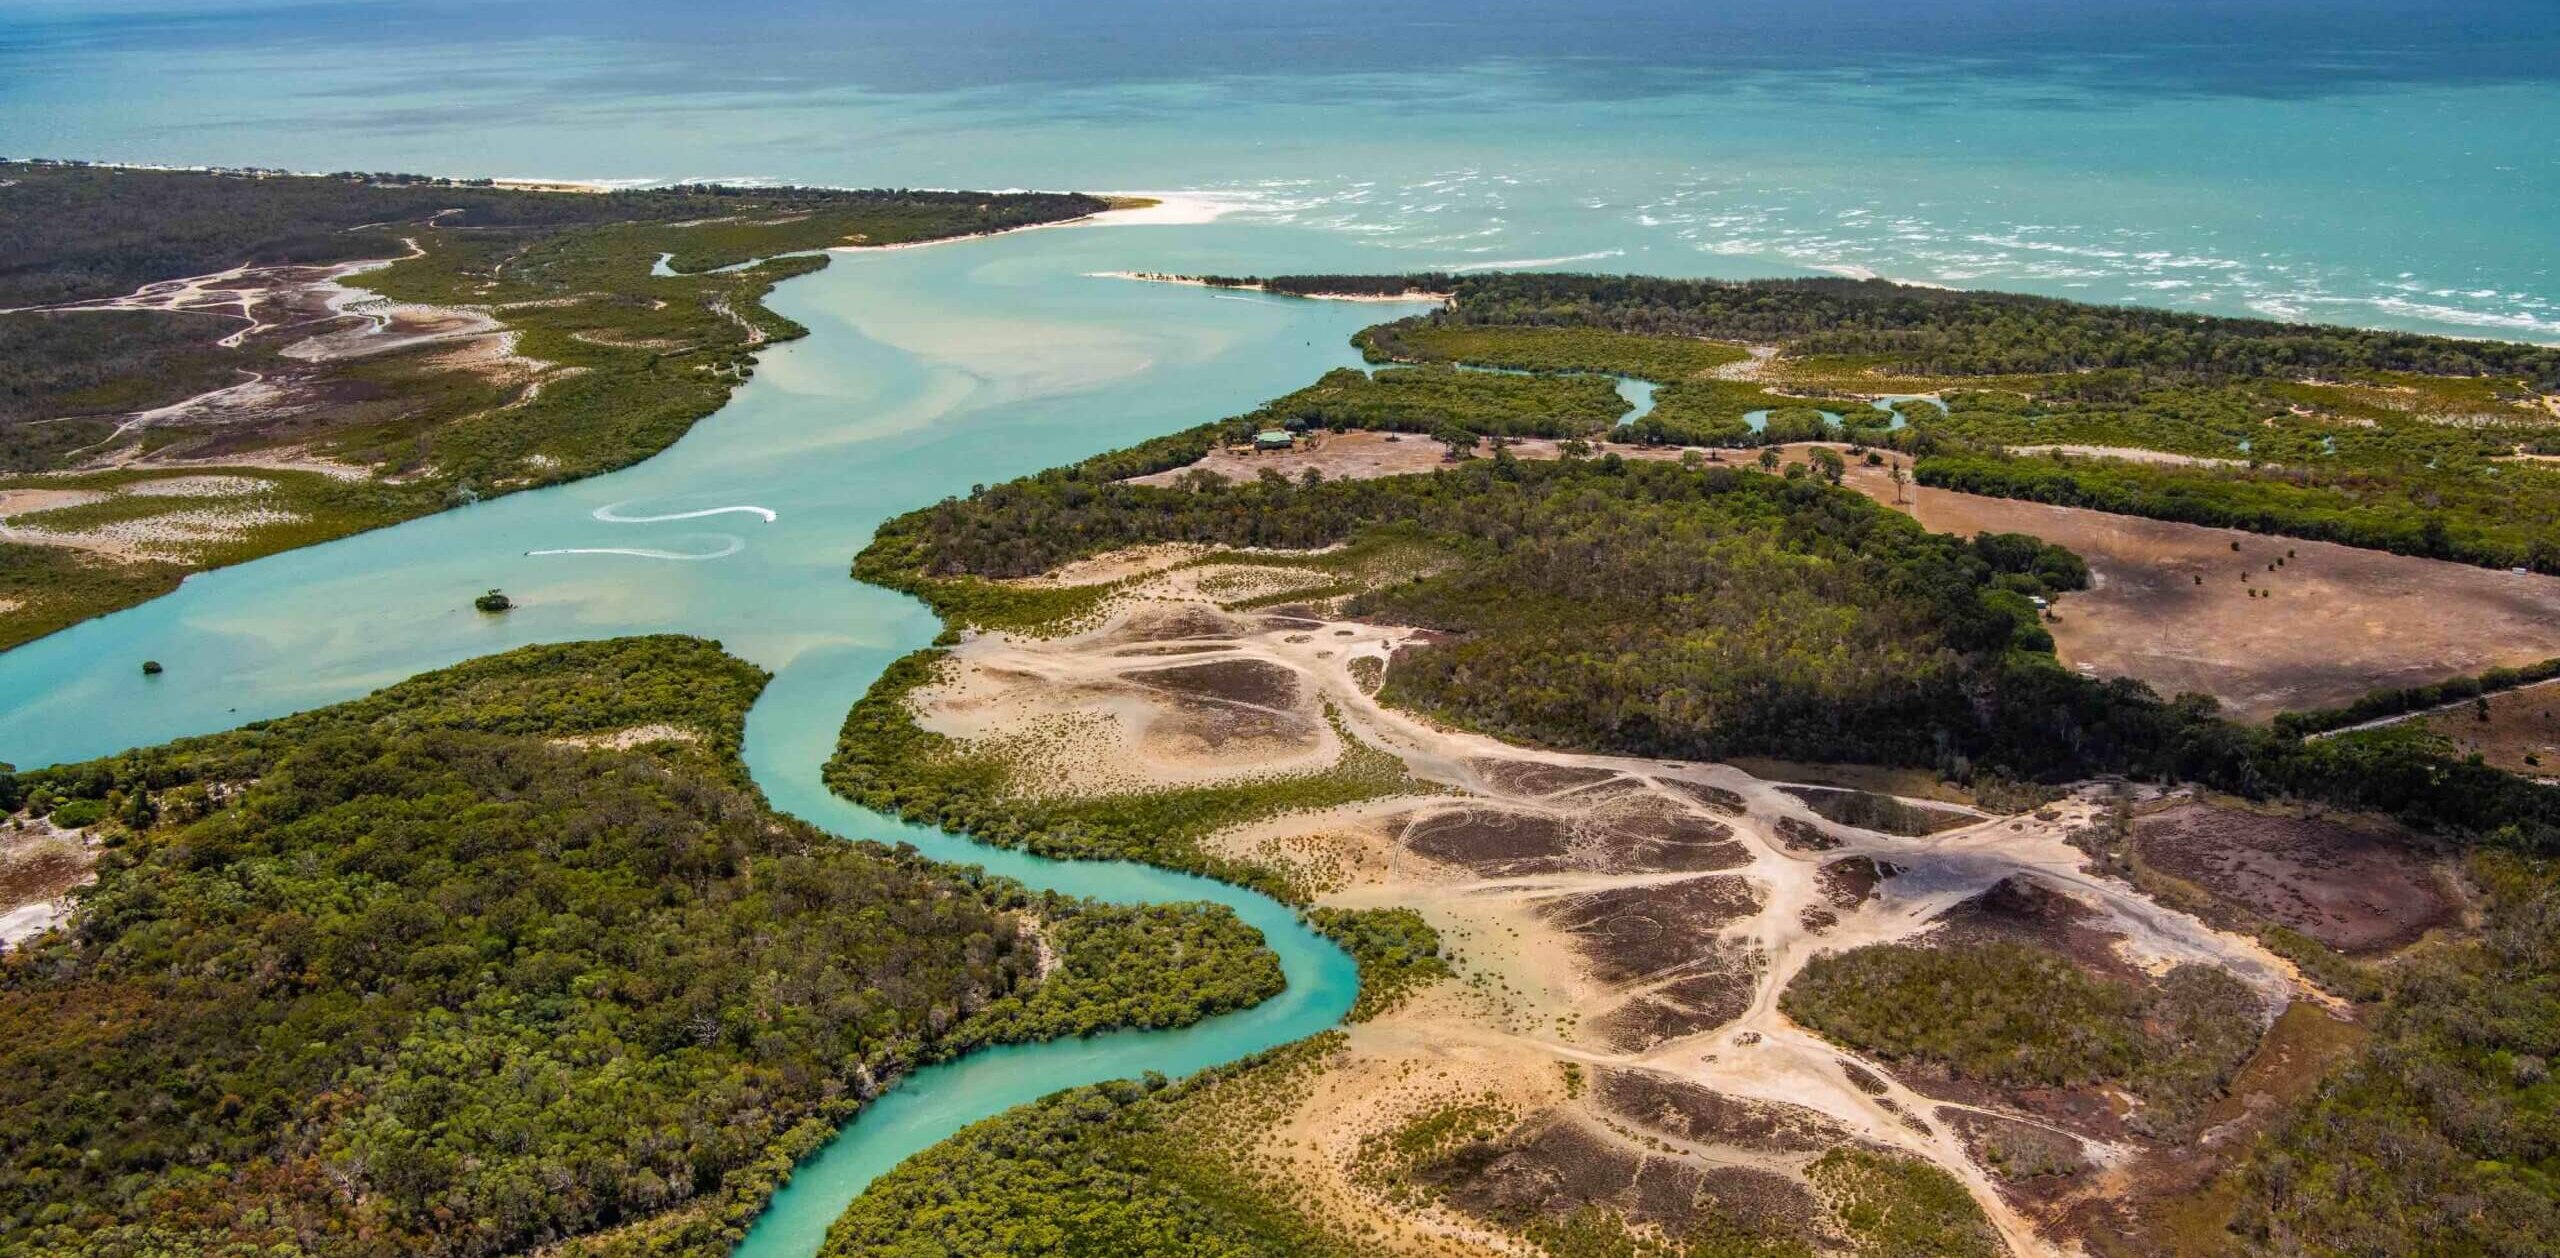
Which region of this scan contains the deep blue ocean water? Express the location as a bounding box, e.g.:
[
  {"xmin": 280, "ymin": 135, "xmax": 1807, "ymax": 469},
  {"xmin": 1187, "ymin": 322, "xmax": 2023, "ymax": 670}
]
[{"xmin": 5, "ymin": 0, "xmax": 2555, "ymax": 339}]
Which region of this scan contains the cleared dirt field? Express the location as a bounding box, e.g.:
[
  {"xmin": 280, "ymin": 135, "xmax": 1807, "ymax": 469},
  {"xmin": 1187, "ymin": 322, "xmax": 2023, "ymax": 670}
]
[
  {"xmin": 1841, "ymin": 462, "xmax": 2560, "ymax": 722},
  {"xmin": 2131, "ymin": 802, "xmax": 2454, "ymax": 954},
  {"xmin": 2416, "ymin": 679, "xmax": 2560, "ymax": 778}
]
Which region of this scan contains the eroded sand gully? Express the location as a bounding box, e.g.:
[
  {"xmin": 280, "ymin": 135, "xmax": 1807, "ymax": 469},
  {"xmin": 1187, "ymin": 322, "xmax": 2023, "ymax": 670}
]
[
  {"xmin": 916, "ymin": 554, "xmax": 2327, "ymax": 1256},
  {"xmin": 10, "ymin": 241, "xmax": 548, "ymax": 469}
]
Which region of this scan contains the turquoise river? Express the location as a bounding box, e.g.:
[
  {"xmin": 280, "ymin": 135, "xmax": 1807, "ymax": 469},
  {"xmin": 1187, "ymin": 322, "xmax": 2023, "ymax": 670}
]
[{"xmin": 0, "ymin": 221, "xmax": 1429, "ymax": 1255}]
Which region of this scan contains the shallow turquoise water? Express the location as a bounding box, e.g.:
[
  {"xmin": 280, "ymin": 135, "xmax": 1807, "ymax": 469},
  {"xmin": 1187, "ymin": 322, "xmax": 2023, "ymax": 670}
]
[{"xmin": 0, "ymin": 223, "xmax": 1397, "ymax": 1253}]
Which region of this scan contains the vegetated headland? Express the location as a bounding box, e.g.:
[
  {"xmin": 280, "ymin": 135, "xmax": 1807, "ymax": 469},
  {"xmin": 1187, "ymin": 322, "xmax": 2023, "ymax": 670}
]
[
  {"xmin": 812, "ymin": 271, "xmax": 2560, "ymax": 1256},
  {"xmin": 0, "ymin": 159, "xmax": 1113, "ymax": 649}
]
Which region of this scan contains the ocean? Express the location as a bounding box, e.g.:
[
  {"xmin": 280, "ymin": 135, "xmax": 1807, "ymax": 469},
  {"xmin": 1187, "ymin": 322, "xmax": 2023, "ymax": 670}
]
[{"xmin": 4, "ymin": 0, "xmax": 2555, "ymax": 341}]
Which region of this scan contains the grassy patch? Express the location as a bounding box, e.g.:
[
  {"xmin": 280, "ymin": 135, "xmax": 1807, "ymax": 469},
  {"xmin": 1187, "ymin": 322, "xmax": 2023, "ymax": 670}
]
[
  {"xmin": 1783, "ymin": 940, "xmax": 2262, "ymax": 1139},
  {"xmin": 1806, "ymin": 1149, "xmax": 2002, "ymax": 1258}
]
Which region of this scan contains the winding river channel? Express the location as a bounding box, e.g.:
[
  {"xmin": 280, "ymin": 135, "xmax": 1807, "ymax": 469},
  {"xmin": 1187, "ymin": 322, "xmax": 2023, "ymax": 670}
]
[{"xmin": 0, "ymin": 219, "xmax": 1420, "ymax": 1254}]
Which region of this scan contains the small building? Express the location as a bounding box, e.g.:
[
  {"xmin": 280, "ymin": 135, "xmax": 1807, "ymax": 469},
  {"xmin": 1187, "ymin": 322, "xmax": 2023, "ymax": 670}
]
[{"xmin": 1254, "ymin": 430, "xmax": 1295, "ymax": 452}]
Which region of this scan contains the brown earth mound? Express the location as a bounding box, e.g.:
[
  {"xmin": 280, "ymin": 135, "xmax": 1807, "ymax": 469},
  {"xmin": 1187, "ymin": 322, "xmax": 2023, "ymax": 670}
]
[
  {"xmin": 1593, "ymin": 1068, "xmax": 1855, "ymax": 1154},
  {"xmin": 1402, "ymin": 807, "xmax": 1579, "ymax": 875},
  {"xmin": 1132, "ymin": 658, "xmax": 1302, "ymax": 708},
  {"xmin": 1935, "ymin": 875, "xmax": 2137, "ymax": 980},
  {"xmin": 1538, "ymin": 875, "xmax": 1763, "ymax": 982},
  {"xmin": 1471, "ymin": 758, "xmax": 1623, "ymax": 796}
]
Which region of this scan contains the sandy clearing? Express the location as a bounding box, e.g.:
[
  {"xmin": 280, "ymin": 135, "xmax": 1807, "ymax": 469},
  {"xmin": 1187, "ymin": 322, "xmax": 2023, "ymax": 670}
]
[
  {"xmin": 3, "ymin": 503, "xmax": 302, "ymax": 562},
  {"xmin": 0, "ymin": 488, "xmax": 111, "ymax": 518},
  {"xmin": 118, "ymin": 475, "xmax": 273, "ymax": 499},
  {"xmin": 145, "ymin": 447, "xmax": 374, "ymax": 482},
  {"xmin": 2003, "ymin": 444, "xmax": 2247, "ymax": 468},
  {"xmin": 2410, "ymin": 678, "xmax": 2560, "ymax": 777},
  {"xmin": 548, "ymin": 723, "xmax": 705, "ymax": 752},
  {"xmin": 910, "ymin": 549, "xmax": 2325, "ymax": 1256},
  {"xmin": 1712, "ymin": 346, "xmax": 1781, "ymax": 381}
]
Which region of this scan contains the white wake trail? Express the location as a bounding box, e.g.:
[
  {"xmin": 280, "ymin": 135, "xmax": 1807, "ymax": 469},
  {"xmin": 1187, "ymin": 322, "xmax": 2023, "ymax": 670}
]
[
  {"xmin": 592, "ymin": 502, "xmax": 778, "ymax": 524},
  {"xmin": 527, "ymin": 535, "xmax": 746, "ymax": 561}
]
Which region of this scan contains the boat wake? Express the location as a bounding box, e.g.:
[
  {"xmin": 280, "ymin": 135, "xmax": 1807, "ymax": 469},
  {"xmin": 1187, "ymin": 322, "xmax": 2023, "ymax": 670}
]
[
  {"xmin": 592, "ymin": 502, "xmax": 778, "ymax": 524},
  {"xmin": 527, "ymin": 535, "xmax": 747, "ymax": 561}
]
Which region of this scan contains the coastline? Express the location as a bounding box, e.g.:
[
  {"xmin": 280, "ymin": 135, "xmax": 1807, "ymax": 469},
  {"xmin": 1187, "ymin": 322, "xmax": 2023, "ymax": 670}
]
[
  {"xmin": 1090, "ymin": 270, "xmax": 1454, "ymax": 304},
  {"xmin": 828, "ymin": 192, "xmax": 1245, "ymax": 256}
]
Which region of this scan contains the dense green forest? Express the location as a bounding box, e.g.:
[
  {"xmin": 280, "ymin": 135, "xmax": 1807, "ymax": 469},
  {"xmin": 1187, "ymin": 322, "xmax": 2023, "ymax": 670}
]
[
  {"xmin": 1303, "ymin": 907, "xmax": 1449, "ymax": 1021},
  {"xmin": 0, "ymin": 162, "xmax": 1107, "ymax": 649},
  {"xmin": 1245, "ymin": 366, "xmax": 1628, "ymax": 439},
  {"xmin": 2236, "ymin": 853, "xmax": 2560, "ymax": 1255},
  {"xmin": 1359, "ymin": 272, "xmax": 2559, "ymax": 386},
  {"xmin": 0, "ymin": 162, "xmax": 1104, "ymax": 307},
  {"xmin": 0, "ymin": 637, "xmax": 1279, "ymax": 1258}
]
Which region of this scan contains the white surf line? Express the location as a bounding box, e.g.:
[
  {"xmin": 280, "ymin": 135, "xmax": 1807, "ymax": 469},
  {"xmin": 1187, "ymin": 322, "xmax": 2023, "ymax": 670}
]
[
  {"xmin": 526, "ymin": 535, "xmax": 746, "ymax": 561},
  {"xmin": 591, "ymin": 502, "xmax": 777, "ymax": 524}
]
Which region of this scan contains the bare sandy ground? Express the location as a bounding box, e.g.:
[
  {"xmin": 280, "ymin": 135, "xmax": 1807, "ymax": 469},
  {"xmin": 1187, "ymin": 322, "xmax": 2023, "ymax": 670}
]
[
  {"xmin": 0, "ymin": 816, "xmax": 97, "ymax": 952},
  {"xmin": 908, "ymin": 550, "xmax": 2332, "ymax": 1256},
  {"xmin": 0, "ymin": 474, "xmax": 301, "ymax": 563},
  {"xmin": 2002, "ymin": 445, "xmax": 2246, "ymax": 468},
  {"xmin": 2413, "ymin": 679, "xmax": 2560, "ymax": 778},
  {"xmin": 1838, "ymin": 463, "xmax": 2560, "ymax": 721}
]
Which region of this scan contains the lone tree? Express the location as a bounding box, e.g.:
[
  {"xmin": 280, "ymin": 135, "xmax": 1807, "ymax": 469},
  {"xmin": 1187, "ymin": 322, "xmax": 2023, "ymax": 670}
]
[
  {"xmin": 1757, "ymin": 446, "xmax": 1782, "ymax": 472},
  {"xmin": 1809, "ymin": 446, "xmax": 1847, "ymax": 485},
  {"xmin": 475, "ymin": 589, "xmax": 514, "ymax": 613},
  {"xmin": 1433, "ymin": 423, "xmax": 1481, "ymax": 461}
]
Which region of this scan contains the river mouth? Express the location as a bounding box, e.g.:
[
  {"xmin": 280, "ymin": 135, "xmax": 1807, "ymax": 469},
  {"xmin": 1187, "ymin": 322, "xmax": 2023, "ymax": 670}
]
[{"xmin": 0, "ymin": 221, "xmax": 1419, "ymax": 1254}]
